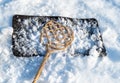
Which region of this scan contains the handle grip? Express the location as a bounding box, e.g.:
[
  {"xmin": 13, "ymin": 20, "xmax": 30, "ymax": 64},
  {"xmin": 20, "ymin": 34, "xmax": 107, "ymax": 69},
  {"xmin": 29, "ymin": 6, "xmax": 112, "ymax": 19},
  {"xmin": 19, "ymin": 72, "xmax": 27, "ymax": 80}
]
[{"xmin": 32, "ymin": 52, "xmax": 50, "ymax": 83}]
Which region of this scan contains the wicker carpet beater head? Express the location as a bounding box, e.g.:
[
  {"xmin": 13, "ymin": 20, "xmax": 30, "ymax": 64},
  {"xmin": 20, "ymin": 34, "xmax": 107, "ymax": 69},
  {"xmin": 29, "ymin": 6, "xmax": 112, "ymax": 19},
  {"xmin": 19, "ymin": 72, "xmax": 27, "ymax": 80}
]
[{"xmin": 33, "ymin": 20, "xmax": 74, "ymax": 83}]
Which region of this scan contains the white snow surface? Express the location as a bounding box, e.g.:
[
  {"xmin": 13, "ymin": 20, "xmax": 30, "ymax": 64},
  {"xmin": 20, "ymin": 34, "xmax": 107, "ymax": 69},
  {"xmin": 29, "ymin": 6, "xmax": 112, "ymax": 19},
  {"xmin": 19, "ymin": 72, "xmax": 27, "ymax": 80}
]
[{"xmin": 0, "ymin": 0, "xmax": 120, "ymax": 83}]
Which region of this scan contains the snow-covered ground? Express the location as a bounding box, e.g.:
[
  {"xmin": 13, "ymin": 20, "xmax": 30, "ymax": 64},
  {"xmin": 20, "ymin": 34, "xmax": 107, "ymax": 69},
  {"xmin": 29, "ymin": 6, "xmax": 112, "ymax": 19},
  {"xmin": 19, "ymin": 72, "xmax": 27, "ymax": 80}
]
[{"xmin": 0, "ymin": 0, "xmax": 120, "ymax": 83}]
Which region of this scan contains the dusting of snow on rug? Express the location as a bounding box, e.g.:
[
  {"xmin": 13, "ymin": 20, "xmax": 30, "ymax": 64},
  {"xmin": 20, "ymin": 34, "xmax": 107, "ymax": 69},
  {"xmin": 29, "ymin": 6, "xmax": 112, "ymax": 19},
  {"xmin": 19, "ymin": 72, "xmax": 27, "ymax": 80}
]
[{"xmin": 12, "ymin": 15, "xmax": 106, "ymax": 57}]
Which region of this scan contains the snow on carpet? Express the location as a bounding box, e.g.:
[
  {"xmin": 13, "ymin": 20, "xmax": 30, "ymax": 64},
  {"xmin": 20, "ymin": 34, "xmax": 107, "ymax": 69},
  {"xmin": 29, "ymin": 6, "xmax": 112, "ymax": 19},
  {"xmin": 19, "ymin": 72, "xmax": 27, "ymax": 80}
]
[{"xmin": 0, "ymin": 0, "xmax": 120, "ymax": 83}]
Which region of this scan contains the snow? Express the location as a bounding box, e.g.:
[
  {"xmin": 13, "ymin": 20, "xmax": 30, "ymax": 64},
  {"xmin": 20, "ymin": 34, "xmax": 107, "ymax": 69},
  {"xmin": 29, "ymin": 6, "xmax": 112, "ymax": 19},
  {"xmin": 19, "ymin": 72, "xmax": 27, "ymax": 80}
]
[{"xmin": 0, "ymin": 0, "xmax": 120, "ymax": 83}]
